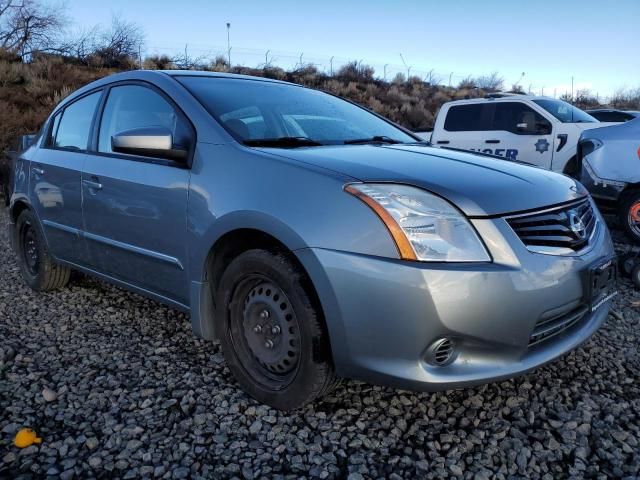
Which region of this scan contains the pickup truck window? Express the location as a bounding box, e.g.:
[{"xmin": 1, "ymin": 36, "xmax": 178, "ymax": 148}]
[
  {"xmin": 177, "ymin": 76, "xmax": 416, "ymax": 145},
  {"xmin": 444, "ymin": 104, "xmax": 488, "ymax": 131},
  {"xmin": 533, "ymin": 99, "xmax": 597, "ymax": 123},
  {"xmin": 493, "ymin": 102, "xmax": 551, "ymax": 134}
]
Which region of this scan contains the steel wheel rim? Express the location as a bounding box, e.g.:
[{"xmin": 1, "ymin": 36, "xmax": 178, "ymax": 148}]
[
  {"xmin": 229, "ymin": 276, "xmax": 302, "ymax": 389},
  {"xmin": 21, "ymin": 221, "xmax": 40, "ymax": 276}
]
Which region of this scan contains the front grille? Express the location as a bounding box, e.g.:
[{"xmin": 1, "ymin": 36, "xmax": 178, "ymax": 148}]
[
  {"xmin": 529, "ymin": 304, "xmax": 589, "ymax": 347},
  {"xmin": 506, "ymin": 199, "xmax": 597, "ymax": 254}
]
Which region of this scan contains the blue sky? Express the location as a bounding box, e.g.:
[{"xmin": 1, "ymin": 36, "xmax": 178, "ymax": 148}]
[{"xmin": 61, "ymin": 0, "xmax": 639, "ymax": 99}]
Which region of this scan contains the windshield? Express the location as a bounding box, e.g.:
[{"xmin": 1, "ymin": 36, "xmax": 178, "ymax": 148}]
[
  {"xmin": 177, "ymin": 76, "xmax": 417, "ymax": 146},
  {"xmin": 532, "ymin": 99, "xmax": 598, "ymax": 123}
]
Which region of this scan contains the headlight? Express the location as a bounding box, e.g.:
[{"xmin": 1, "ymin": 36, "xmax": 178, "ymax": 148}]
[{"xmin": 345, "ymin": 183, "xmax": 491, "ymax": 262}]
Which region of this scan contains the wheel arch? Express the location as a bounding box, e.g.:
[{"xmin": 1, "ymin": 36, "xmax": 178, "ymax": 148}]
[{"xmin": 188, "ymin": 214, "xmax": 334, "ymax": 364}]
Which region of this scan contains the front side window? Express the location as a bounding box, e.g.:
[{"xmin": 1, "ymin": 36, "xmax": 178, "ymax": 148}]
[
  {"xmin": 533, "ymin": 99, "xmax": 597, "ymax": 123},
  {"xmin": 492, "ymin": 102, "xmax": 551, "ymax": 134},
  {"xmin": 177, "ymin": 77, "xmax": 416, "ymax": 145},
  {"xmin": 54, "ymin": 91, "xmax": 101, "ymax": 150},
  {"xmin": 98, "ymin": 85, "xmax": 191, "ymax": 154}
]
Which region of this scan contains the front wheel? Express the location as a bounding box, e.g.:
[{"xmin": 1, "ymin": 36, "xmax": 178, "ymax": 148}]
[
  {"xmin": 15, "ymin": 209, "xmax": 71, "ymax": 291},
  {"xmin": 619, "ymin": 191, "xmax": 640, "ymax": 244},
  {"xmin": 216, "ymin": 249, "xmax": 336, "ymax": 410}
]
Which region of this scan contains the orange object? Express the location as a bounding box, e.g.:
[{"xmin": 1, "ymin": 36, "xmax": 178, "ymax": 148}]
[
  {"xmin": 631, "ymin": 202, "xmax": 640, "ymax": 223},
  {"xmin": 14, "ymin": 428, "xmax": 42, "ymax": 448},
  {"xmin": 344, "ymin": 184, "xmax": 417, "ymax": 260}
]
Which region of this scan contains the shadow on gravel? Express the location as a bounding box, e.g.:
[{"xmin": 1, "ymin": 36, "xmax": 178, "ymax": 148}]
[{"xmin": 1, "ymin": 206, "xmax": 639, "ymax": 479}]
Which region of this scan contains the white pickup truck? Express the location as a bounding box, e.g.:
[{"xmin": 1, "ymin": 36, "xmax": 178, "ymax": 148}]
[{"xmin": 426, "ymin": 94, "xmax": 613, "ymax": 176}]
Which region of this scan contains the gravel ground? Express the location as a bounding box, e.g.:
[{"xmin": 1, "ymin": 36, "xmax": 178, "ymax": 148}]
[{"xmin": 1, "ymin": 205, "xmax": 639, "ymax": 480}]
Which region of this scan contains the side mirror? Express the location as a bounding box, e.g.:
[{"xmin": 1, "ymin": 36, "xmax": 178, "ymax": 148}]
[{"xmin": 112, "ymin": 127, "xmax": 188, "ymax": 162}]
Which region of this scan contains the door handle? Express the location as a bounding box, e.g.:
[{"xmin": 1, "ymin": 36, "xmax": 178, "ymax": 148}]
[
  {"xmin": 436, "ymin": 140, "xmax": 450, "ymax": 145},
  {"xmin": 82, "ymin": 179, "xmax": 103, "ymax": 191},
  {"xmin": 32, "ymin": 167, "xmax": 45, "ymax": 176},
  {"xmin": 485, "ymin": 139, "xmax": 500, "ymax": 144}
]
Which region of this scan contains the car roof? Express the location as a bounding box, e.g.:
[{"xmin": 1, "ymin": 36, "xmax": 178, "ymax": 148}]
[
  {"xmin": 587, "ymin": 108, "xmax": 640, "ymax": 114},
  {"xmin": 54, "ymin": 69, "xmax": 299, "ymax": 113},
  {"xmin": 443, "ymin": 94, "xmax": 555, "ymax": 106},
  {"xmin": 160, "ymin": 70, "xmax": 295, "ymax": 85}
]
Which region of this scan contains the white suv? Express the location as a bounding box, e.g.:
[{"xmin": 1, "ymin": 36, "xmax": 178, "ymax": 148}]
[{"xmin": 431, "ymin": 94, "xmax": 612, "ymax": 175}]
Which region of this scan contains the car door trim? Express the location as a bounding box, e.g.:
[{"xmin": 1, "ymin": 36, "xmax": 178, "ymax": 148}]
[
  {"xmin": 42, "ymin": 219, "xmax": 183, "ymax": 270},
  {"xmin": 83, "ymin": 231, "xmax": 185, "ymax": 270},
  {"xmin": 42, "ymin": 219, "xmax": 82, "ymax": 236}
]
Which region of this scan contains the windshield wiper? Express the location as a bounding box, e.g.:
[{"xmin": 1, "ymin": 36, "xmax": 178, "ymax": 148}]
[
  {"xmin": 243, "ymin": 136, "xmax": 324, "ymax": 148},
  {"xmin": 344, "ymin": 135, "xmax": 403, "ymax": 145}
]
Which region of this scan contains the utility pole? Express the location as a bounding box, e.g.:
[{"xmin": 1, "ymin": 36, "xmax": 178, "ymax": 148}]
[
  {"xmin": 571, "ymin": 76, "xmax": 574, "ymax": 102},
  {"xmin": 265, "ymin": 50, "xmax": 270, "ymax": 67},
  {"xmin": 399, "ymin": 53, "xmax": 411, "ymax": 80},
  {"xmin": 383, "ymin": 64, "xmax": 388, "ymax": 81},
  {"xmin": 298, "ymin": 53, "xmax": 304, "ymax": 69},
  {"xmin": 139, "ymin": 46, "xmax": 142, "ymax": 69},
  {"xmin": 449, "ymin": 72, "xmax": 453, "ymax": 88},
  {"xmin": 330, "ymin": 56, "xmax": 334, "ymax": 76},
  {"xmin": 226, "ymin": 23, "xmax": 231, "ymax": 67}
]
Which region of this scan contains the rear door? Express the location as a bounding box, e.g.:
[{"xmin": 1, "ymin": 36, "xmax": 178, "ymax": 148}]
[
  {"xmin": 432, "ymin": 103, "xmax": 493, "ymax": 153},
  {"xmin": 29, "ymin": 90, "xmax": 102, "ymax": 266},
  {"xmin": 81, "ymin": 83, "xmax": 193, "ymax": 304}
]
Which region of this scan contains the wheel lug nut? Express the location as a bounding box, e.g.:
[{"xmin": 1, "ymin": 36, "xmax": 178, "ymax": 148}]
[
  {"xmin": 271, "ymin": 325, "xmax": 281, "ymax": 335},
  {"xmin": 260, "ymin": 310, "xmax": 270, "ymax": 320},
  {"xmin": 264, "ymin": 339, "xmax": 274, "ymax": 349},
  {"xmin": 253, "ymin": 325, "xmax": 262, "ymax": 333}
]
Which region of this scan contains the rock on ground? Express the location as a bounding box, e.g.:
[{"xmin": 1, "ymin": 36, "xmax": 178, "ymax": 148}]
[{"xmin": 0, "ymin": 206, "xmax": 639, "ymax": 479}]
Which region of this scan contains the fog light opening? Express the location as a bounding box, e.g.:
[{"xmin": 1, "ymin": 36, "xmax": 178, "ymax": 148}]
[{"xmin": 426, "ymin": 338, "xmax": 457, "ymax": 367}]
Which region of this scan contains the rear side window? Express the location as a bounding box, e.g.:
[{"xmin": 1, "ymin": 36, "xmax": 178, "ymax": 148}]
[
  {"xmin": 444, "ymin": 104, "xmax": 489, "ymax": 131},
  {"xmin": 592, "ymin": 111, "xmax": 633, "ymax": 122},
  {"xmin": 53, "ymin": 92, "xmax": 101, "ymax": 151},
  {"xmin": 98, "ymin": 85, "xmax": 191, "ymax": 155}
]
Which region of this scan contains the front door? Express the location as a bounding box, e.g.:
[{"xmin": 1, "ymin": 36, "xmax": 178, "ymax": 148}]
[
  {"xmin": 486, "ymin": 101, "xmax": 554, "ymax": 169},
  {"xmin": 29, "ymin": 91, "xmax": 102, "ymax": 266},
  {"xmin": 82, "ymin": 84, "xmax": 193, "ymax": 304}
]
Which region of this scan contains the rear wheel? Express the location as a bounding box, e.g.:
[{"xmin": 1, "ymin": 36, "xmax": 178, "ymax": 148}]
[
  {"xmin": 619, "ymin": 191, "xmax": 640, "ymax": 244},
  {"xmin": 632, "ymin": 264, "xmax": 640, "ymax": 289},
  {"xmin": 15, "ymin": 209, "xmax": 70, "ymax": 291},
  {"xmin": 216, "ymin": 249, "xmax": 336, "ymax": 410}
]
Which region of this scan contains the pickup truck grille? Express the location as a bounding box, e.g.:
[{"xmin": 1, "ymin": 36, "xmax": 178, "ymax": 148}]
[
  {"xmin": 506, "ymin": 199, "xmax": 597, "ymax": 254},
  {"xmin": 529, "ymin": 304, "xmax": 589, "ymax": 347}
]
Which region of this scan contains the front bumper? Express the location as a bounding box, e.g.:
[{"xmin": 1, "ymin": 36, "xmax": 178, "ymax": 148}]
[{"xmin": 296, "ymin": 209, "xmax": 615, "ymax": 391}]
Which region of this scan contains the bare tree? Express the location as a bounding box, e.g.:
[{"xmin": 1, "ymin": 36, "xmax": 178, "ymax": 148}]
[
  {"xmin": 88, "ymin": 15, "xmax": 144, "ymax": 68},
  {"xmin": 475, "ymin": 72, "xmax": 504, "ymax": 92},
  {"xmin": 0, "ymin": 0, "xmax": 66, "ymax": 59}
]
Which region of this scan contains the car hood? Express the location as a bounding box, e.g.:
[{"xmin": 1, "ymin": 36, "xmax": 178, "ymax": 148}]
[{"xmin": 265, "ymin": 144, "xmax": 586, "ymax": 216}]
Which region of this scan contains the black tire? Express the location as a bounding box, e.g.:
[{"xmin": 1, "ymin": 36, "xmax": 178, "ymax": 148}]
[
  {"xmin": 563, "ymin": 157, "xmax": 579, "ymax": 179},
  {"xmin": 632, "ymin": 264, "xmax": 640, "ymax": 289},
  {"xmin": 216, "ymin": 249, "xmax": 336, "ymax": 410},
  {"xmin": 619, "ymin": 252, "xmax": 638, "ymax": 277},
  {"xmin": 619, "ymin": 190, "xmax": 640, "ymax": 244},
  {"xmin": 15, "ymin": 209, "xmax": 71, "ymax": 291}
]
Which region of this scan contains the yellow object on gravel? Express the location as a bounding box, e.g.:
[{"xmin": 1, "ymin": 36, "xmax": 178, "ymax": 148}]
[{"xmin": 14, "ymin": 429, "xmax": 42, "ymax": 448}]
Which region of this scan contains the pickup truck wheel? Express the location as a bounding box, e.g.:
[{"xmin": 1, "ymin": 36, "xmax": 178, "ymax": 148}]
[
  {"xmin": 15, "ymin": 209, "xmax": 70, "ymax": 291},
  {"xmin": 216, "ymin": 249, "xmax": 336, "ymax": 410},
  {"xmin": 620, "ymin": 191, "xmax": 640, "ymax": 244}
]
